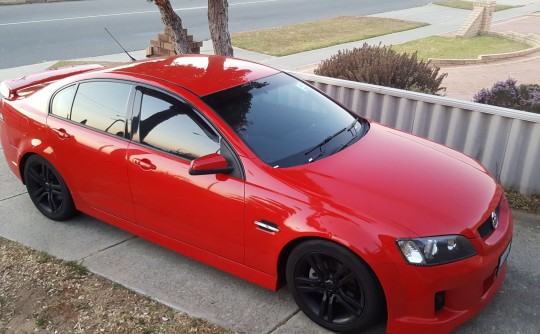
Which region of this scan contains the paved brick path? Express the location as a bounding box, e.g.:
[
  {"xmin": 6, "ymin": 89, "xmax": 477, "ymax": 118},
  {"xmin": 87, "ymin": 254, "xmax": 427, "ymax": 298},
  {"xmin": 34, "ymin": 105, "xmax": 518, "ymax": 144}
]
[
  {"xmin": 440, "ymin": 14, "xmax": 540, "ymax": 101},
  {"xmin": 439, "ymin": 51, "xmax": 540, "ymax": 101}
]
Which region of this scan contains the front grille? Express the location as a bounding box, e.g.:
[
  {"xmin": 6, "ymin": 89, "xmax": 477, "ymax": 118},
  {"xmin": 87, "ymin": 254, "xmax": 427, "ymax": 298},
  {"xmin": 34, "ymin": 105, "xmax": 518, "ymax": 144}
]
[
  {"xmin": 477, "ymin": 204, "xmax": 500, "ymax": 239},
  {"xmin": 478, "ymin": 217, "xmax": 495, "ymax": 239}
]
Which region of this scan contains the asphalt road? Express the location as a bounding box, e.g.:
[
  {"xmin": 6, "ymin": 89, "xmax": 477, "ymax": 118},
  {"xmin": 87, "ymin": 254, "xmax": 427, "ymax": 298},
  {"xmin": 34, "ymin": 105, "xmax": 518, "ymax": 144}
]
[{"xmin": 0, "ymin": 0, "xmax": 432, "ymax": 69}]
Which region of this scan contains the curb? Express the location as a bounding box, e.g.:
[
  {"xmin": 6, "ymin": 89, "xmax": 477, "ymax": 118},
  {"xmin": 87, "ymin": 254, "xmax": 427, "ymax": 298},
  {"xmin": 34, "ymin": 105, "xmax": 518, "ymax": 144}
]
[{"xmin": 0, "ymin": 0, "xmax": 75, "ymax": 5}]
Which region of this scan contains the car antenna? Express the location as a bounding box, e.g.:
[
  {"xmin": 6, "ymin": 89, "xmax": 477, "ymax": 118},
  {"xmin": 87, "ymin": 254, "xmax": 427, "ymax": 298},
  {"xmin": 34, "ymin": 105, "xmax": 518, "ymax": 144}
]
[{"xmin": 104, "ymin": 27, "xmax": 136, "ymax": 62}]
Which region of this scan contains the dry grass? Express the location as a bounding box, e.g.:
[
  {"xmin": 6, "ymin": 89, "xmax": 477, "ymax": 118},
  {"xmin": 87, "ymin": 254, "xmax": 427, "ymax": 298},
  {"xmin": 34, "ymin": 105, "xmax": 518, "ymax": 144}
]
[
  {"xmin": 0, "ymin": 237, "xmax": 232, "ymax": 334},
  {"xmin": 48, "ymin": 60, "xmax": 121, "ymax": 69},
  {"xmin": 434, "ymin": 0, "xmax": 517, "ymax": 11},
  {"xmin": 231, "ymin": 16, "xmax": 427, "ymax": 56},
  {"xmin": 390, "ymin": 35, "xmax": 531, "ymax": 61},
  {"xmin": 506, "ymin": 190, "xmax": 540, "ymax": 215}
]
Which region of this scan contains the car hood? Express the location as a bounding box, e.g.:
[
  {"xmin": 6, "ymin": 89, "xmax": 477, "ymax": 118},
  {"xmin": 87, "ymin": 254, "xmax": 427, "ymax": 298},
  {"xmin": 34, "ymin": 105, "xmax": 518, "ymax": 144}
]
[{"xmin": 277, "ymin": 123, "xmax": 501, "ymax": 238}]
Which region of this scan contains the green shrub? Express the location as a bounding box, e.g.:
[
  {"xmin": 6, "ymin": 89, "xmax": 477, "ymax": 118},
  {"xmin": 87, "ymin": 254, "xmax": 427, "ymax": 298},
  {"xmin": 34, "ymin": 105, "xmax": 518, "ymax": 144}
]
[
  {"xmin": 473, "ymin": 78, "xmax": 540, "ymax": 113},
  {"xmin": 314, "ymin": 43, "xmax": 447, "ymax": 95}
]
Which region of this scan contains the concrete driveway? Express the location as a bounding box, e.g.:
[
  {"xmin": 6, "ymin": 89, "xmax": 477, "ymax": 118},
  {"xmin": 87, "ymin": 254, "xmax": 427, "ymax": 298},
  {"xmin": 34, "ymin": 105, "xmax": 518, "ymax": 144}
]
[{"xmin": 0, "ymin": 140, "xmax": 539, "ymax": 333}]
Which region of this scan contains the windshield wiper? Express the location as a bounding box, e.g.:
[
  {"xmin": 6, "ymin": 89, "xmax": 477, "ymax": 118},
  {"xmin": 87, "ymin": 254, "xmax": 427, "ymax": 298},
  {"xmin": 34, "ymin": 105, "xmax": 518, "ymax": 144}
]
[
  {"xmin": 339, "ymin": 117, "xmax": 361, "ymax": 152},
  {"xmin": 305, "ymin": 127, "xmax": 347, "ymax": 156},
  {"xmin": 347, "ymin": 117, "xmax": 360, "ymax": 132},
  {"xmin": 305, "ymin": 118, "xmax": 361, "ymax": 162}
]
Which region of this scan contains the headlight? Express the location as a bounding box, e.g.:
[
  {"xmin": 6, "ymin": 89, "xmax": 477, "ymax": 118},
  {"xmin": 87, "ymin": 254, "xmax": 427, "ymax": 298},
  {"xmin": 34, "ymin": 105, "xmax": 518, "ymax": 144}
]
[{"xmin": 396, "ymin": 235, "xmax": 477, "ymax": 266}]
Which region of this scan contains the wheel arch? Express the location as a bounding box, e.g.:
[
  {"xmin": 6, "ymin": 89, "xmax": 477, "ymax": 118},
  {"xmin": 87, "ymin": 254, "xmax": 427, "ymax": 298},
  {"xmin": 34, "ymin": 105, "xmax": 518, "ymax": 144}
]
[
  {"xmin": 21, "ymin": 153, "xmax": 77, "ymax": 221},
  {"xmin": 19, "ymin": 152, "xmax": 37, "ymax": 184},
  {"xmin": 19, "ymin": 152, "xmax": 77, "ymax": 202},
  {"xmin": 277, "ymin": 236, "xmax": 314, "ymax": 288},
  {"xmin": 277, "ymin": 236, "xmax": 387, "ymax": 304},
  {"xmin": 19, "ymin": 152, "xmax": 73, "ymax": 192},
  {"xmin": 278, "ymin": 235, "xmax": 389, "ymax": 332}
]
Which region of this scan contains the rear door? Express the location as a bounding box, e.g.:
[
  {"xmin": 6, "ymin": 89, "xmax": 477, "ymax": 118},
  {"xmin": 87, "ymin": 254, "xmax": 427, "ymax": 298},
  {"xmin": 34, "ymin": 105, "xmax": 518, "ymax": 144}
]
[
  {"xmin": 126, "ymin": 87, "xmax": 245, "ymax": 262},
  {"xmin": 46, "ymin": 80, "xmax": 136, "ymax": 222}
]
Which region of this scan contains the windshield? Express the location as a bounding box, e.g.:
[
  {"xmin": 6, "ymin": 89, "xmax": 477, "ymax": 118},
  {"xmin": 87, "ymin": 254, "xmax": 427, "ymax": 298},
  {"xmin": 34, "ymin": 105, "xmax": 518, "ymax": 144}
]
[{"xmin": 202, "ymin": 73, "xmax": 368, "ymax": 168}]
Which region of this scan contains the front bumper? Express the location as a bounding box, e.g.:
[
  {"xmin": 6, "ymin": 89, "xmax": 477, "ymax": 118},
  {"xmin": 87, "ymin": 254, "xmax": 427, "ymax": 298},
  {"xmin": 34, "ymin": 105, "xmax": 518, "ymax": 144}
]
[{"xmin": 383, "ymin": 198, "xmax": 513, "ymax": 334}]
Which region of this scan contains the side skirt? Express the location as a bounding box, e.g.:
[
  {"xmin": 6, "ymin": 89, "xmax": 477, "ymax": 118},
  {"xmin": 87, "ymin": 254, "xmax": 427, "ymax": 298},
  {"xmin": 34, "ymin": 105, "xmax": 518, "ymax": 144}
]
[{"xmin": 77, "ymin": 203, "xmax": 280, "ymax": 291}]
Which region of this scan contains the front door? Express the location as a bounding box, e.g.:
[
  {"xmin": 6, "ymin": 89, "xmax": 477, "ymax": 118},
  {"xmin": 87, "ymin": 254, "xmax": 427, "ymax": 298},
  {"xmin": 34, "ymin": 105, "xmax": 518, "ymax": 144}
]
[{"xmin": 126, "ymin": 87, "xmax": 245, "ymax": 262}]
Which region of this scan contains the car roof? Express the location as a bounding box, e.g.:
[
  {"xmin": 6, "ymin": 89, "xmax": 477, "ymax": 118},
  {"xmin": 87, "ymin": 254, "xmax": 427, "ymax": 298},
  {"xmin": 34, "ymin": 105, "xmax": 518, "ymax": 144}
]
[{"xmin": 106, "ymin": 55, "xmax": 281, "ymax": 96}]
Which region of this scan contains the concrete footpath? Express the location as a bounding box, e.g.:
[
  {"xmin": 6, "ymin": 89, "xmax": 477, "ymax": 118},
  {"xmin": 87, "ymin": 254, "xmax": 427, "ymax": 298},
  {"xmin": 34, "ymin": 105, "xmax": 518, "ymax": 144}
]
[{"xmin": 1, "ymin": 1, "xmax": 540, "ymax": 333}]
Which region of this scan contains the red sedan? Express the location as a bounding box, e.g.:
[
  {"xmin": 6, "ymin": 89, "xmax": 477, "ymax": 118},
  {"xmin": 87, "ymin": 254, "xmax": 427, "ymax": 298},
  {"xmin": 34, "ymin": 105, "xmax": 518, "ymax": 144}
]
[{"xmin": 0, "ymin": 55, "xmax": 512, "ymax": 333}]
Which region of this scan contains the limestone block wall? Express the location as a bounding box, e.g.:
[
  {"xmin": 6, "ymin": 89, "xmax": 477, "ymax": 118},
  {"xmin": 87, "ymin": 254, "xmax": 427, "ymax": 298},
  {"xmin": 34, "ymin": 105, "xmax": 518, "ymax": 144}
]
[{"xmin": 456, "ymin": 0, "xmax": 496, "ymax": 37}]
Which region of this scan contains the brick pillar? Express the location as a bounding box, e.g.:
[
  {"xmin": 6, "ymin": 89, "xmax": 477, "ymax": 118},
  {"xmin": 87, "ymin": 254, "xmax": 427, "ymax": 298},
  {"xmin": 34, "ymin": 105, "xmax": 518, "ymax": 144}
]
[{"xmin": 146, "ymin": 28, "xmax": 203, "ymax": 57}]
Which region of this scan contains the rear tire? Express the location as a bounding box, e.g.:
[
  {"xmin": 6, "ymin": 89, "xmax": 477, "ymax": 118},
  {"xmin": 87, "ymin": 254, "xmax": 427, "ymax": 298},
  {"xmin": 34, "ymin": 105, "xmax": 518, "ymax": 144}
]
[
  {"xmin": 24, "ymin": 155, "xmax": 76, "ymax": 221},
  {"xmin": 286, "ymin": 239, "xmax": 385, "ymax": 333}
]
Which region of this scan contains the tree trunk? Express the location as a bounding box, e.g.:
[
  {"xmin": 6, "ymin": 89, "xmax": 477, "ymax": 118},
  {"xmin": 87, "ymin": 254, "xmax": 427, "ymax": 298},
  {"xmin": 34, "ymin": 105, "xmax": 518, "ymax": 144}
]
[
  {"xmin": 154, "ymin": 0, "xmax": 192, "ymax": 54},
  {"xmin": 208, "ymin": 0, "xmax": 234, "ymax": 57}
]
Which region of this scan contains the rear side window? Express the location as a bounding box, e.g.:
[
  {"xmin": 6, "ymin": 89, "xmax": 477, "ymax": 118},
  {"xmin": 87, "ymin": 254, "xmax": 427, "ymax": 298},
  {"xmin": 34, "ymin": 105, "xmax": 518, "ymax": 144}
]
[
  {"xmin": 137, "ymin": 89, "xmax": 219, "ymax": 160},
  {"xmin": 51, "ymin": 85, "xmax": 76, "ymax": 119},
  {"xmin": 71, "ymin": 82, "xmax": 132, "ymax": 136}
]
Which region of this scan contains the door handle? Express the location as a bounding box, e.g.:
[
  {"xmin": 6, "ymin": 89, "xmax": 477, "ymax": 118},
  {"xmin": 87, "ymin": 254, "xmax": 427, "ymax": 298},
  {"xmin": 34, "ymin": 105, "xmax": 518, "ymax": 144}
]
[
  {"xmin": 52, "ymin": 128, "xmax": 70, "ymax": 139},
  {"xmin": 132, "ymin": 158, "xmax": 156, "ymax": 170}
]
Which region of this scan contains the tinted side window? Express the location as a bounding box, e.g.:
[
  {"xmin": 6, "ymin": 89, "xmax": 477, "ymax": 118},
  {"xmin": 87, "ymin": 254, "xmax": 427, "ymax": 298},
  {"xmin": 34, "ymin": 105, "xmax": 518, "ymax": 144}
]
[
  {"xmin": 71, "ymin": 82, "xmax": 132, "ymax": 136},
  {"xmin": 138, "ymin": 90, "xmax": 219, "ymax": 160},
  {"xmin": 51, "ymin": 85, "xmax": 76, "ymax": 119}
]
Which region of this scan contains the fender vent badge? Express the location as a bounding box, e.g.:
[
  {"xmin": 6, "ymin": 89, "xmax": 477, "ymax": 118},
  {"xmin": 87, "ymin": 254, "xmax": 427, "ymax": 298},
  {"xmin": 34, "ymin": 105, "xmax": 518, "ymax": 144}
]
[{"xmin": 254, "ymin": 220, "xmax": 280, "ymax": 233}]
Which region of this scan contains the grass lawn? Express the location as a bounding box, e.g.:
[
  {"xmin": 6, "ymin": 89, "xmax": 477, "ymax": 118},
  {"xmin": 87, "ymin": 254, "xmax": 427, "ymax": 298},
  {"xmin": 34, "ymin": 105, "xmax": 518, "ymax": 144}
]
[
  {"xmin": 434, "ymin": 0, "xmax": 516, "ymax": 11},
  {"xmin": 390, "ymin": 35, "xmax": 531, "ymax": 61},
  {"xmin": 231, "ymin": 16, "xmax": 427, "ymax": 56}
]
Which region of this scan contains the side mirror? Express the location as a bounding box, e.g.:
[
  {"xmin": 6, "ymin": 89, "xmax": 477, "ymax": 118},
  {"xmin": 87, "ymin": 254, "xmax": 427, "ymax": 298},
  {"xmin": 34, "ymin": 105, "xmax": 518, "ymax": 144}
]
[{"xmin": 189, "ymin": 153, "xmax": 233, "ymax": 175}]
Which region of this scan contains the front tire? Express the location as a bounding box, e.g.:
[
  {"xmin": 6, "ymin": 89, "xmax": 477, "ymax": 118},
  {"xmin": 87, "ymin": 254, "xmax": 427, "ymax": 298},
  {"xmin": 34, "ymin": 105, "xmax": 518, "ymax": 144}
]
[
  {"xmin": 24, "ymin": 155, "xmax": 76, "ymax": 221},
  {"xmin": 286, "ymin": 240, "xmax": 385, "ymax": 333}
]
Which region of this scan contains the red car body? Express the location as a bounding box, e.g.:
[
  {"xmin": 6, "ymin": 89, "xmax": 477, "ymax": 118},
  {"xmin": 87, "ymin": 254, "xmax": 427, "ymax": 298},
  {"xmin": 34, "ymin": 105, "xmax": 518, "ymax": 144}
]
[{"xmin": 0, "ymin": 55, "xmax": 513, "ymax": 333}]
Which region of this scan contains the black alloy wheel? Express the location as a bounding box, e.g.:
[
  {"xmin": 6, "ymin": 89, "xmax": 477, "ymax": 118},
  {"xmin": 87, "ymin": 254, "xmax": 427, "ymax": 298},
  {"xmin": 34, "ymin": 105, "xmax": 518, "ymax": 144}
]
[
  {"xmin": 24, "ymin": 155, "xmax": 76, "ymax": 221},
  {"xmin": 286, "ymin": 240, "xmax": 385, "ymax": 333}
]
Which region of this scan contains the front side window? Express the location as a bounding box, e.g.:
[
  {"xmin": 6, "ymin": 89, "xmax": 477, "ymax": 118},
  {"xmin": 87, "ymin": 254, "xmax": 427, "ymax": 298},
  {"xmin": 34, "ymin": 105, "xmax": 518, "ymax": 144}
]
[
  {"xmin": 202, "ymin": 73, "xmax": 368, "ymax": 168},
  {"xmin": 137, "ymin": 89, "xmax": 219, "ymax": 161},
  {"xmin": 70, "ymin": 81, "xmax": 132, "ymax": 136}
]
